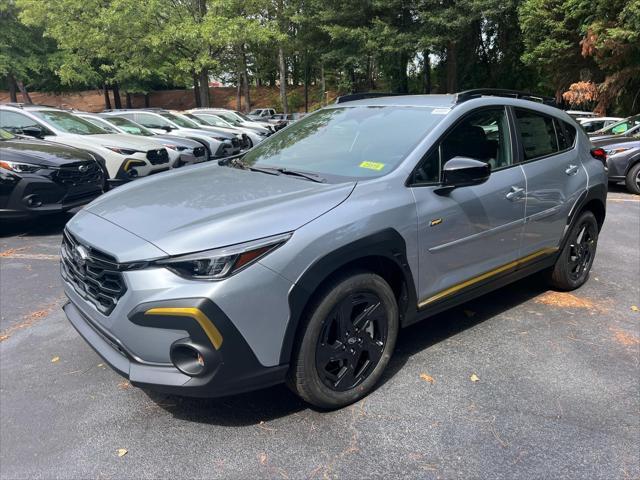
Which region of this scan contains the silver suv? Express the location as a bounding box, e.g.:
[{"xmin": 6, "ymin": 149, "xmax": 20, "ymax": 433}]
[{"xmin": 61, "ymin": 91, "xmax": 607, "ymax": 409}]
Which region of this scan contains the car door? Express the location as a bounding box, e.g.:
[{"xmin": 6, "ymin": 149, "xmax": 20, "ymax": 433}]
[
  {"xmin": 513, "ymin": 108, "xmax": 587, "ymax": 257},
  {"xmin": 410, "ymin": 106, "xmax": 527, "ymax": 307}
]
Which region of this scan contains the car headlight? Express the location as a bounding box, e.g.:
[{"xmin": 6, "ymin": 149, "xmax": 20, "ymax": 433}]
[
  {"xmin": 156, "ymin": 232, "xmax": 292, "ymax": 280},
  {"xmin": 0, "ymin": 160, "xmax": 42, "ymax": 173},
  {"xmin": 106, "ymin": 146, "xmax": 142, "ymax": 155},
  {"xmin": 163, "ymin": 144, "xmax": 178, "ymax": 150},
  {"xmin": 605, "ymin": 147, "xmax": 630, "ymax": 156}
]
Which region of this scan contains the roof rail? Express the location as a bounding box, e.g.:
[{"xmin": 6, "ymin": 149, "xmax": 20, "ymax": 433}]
[
  {"xmin": 456, "ymin": 89, "xmax": 556, "ymax": 106},
  {"xmin": 335, "ymin": 92, "xmax": 403, "ymax": 104}
]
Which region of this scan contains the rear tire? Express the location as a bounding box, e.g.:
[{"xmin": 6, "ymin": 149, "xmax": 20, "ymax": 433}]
[
  {"xmin": 287, "ymin": 272, "xmax": 399, "ymax": 409},
  {"xmin": 625, "ymin": 162, "xmax": 640, "ymax": 195},
  {"xmin": 549, "ymin": 210, "xmax": 599, "ymax": 290}
]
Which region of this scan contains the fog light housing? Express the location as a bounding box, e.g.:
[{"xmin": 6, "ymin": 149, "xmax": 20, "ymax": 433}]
[{"xmin": 170, "ymin": 342, "xmax": 207, "ymax": 376}]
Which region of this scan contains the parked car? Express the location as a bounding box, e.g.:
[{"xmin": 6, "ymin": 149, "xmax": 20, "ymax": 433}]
[
  {"xmin": 0, "ymin": 104, "xmax": 170, "ymax": 185},
  {"xmin": 102, "ymin": 109, "xmax": 234, "ymax": 159},
  {"xmin": 592, "ymin": 134, "xmax": 640, "ymax": 194},
  {"xmin": 183, "ymin": 112, "xmax": 262, "ymax": 147},
  {"xmin": 61, "ymin": 91, "xmax": 606, "ymax": 409},
  {"xmin": 566, "ymin": 110, "xmax": 596, "ymax": 120},
  {"xmin": 167, "ymin": 112, "xmax": 244, "ymax": 154},
  {"xmin": 0, "ymin": 128, "xmax": 104, "ymax": 219},
  {"xmin": 577, "ymin": 116, "xmax": 622, "ymax": 134},
  {"xmin": 247, "ymin": 108, "xmax": 277, "ymax": 120},
  {"xmin": 269, "ymin": 113, "xmax": 306, "ymax": 130},
  {"xmin": 590, "ymin": 114, "xmax": 640, "ymax": 140},
  {"xmin": 77, "ymin": 113, "xmax": 207, "ymax": 168},
  {"xmin": 190, "ymin": 108, "xmax": 273, "ymax": 135}
]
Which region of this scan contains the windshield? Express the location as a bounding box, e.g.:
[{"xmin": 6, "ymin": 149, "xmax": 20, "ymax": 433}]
[
  {"xmin": 241, "ymin": 106, "xmax": 444, "ymax": 180},
  {"xmin": 33, "ymin": 111, "xmax": 108, "ymax": 135},
  {"xmin": 215, "ymin": 112, "xmax": 242, "ymax": 126},
  {"xmin": 0, "ymin": 128, "xmax": 14, "ymax": 140},
  {"xmin": 160, "ymin": 112, "xmax": 200, "ymax": 129},
  {"xmin": 234, "ymin": 111, "xmax": 253, "ymax": 122},
  {"xmin": 107, "ymin": 117, "xmax": 154, "ymax": 136},
  {"xmin": 193, "ymin": 114, "xmax": 232, "ymax": 128},
  {"xmin": 82, "ymin": 116, "xmax": 120, "ymax": 133},
  {"xmin": 597, "ymin": 115, "xmax": 640, "ymax": 135}
]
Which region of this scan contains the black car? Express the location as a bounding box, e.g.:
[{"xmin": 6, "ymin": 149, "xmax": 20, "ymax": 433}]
[
  {"xmin": 0, "ymin": 128, "xmax": 104, "ymax": 220},
  {"xmin": 592, "ymin": 134, "xmax": 640, "ymax": 195}
]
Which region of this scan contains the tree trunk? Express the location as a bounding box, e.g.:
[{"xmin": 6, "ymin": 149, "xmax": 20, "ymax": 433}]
[
  {"xmin": 193, "ymin": 73, "xmax": 201, "ymax": 107},
  {"xmin": 125, "ymin": 92, "xmax": 133, "ymax": 108},
  {"xmin": 7, "ymin": 74, "xmax": 18, "ymax": 103},
  {"xmin": 112, "ymin": 83, "xmax": 122, "ymax": 109},
  {"xmin": 144, "ymin": 93, "xmax": 150, "ymax": 108},
  {"xmin": 16, "ymin": 79, "xmax": 33, "ymax": 104},
  {"xmin": 303, "ymin": 56, "xmax": 309, "ymax": 113},
  {"xmin": 320, "ymin": 63, "xmax": 326, "ymax": 106},
  {"xmin": 240, "ymin": 45, "xmax": 251, "ymax": 112},
  {"xmin": 103, "ymin": 84, "xmax": 112, "ymax": 110},
  {"xmin": 198, "ymin": 69, "xmax": 210, "ymax": 108},
  {"xmin": 278, "ymin": 45, "xmax": 288, "ymax": 114},
  {"xmin": 422, "ymin": 50, "xmax": 431, "ymax": 94},
  {"xmin": 236, "ymin": 73, "xmax": 242, "ymax": 111},
  {"xmin": 446, "ymin": 41, "xmax": 458, "ymax": 93}
]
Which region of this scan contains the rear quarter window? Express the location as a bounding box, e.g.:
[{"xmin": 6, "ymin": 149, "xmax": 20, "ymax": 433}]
[{"xmin": 515, "ymin": 109, "xmax": 559, "ymax": 160}]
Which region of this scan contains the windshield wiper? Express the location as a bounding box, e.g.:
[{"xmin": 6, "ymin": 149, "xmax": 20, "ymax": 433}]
[{"xmin": 273, "ymin": 168, "xmax": 326, "ymax": 183}]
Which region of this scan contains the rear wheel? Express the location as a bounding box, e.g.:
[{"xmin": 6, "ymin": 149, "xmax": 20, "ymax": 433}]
[
  {"xmin": 625, "ymin": 162, "xmax": 640, "ymax": 195},
  {"xmin": 549, "ymin": 210, "xmax": 599, "ymax": 290},
  {"xmin": 288, "ymin": 272, "xmax": 399, "ymax": 409}
]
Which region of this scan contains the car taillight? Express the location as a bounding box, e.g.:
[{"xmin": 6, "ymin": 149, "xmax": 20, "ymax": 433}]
[{"xmin": 590, "ymin": 147, "xmax": 607, "ymax": 164}]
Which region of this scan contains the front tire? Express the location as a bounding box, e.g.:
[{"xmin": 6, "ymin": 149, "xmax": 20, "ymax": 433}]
[
  {"xmin": 625, "ymin": 162, "xmax": 640, "ymax": 195},
  {"xmin": 549, "ymin": 210, "xmax": 599, "ymax": 290},
  {"xmin": 288, "ymin": 272, "xmax": 399, "ymax": 409}
]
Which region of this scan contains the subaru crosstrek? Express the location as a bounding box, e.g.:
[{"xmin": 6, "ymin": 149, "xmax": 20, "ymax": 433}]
[{"xmin": 61, "ymin": 91, "xmax": 607, "ymax": 409}]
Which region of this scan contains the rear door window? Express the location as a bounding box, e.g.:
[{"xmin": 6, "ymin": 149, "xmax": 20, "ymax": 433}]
[{"xmin": 515, "ymin": 109, "xmax": 559, "ymax": 161}]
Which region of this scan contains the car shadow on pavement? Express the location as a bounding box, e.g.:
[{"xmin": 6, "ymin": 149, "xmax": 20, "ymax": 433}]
[
  {"xmin": 145, "ymin": 273, "xmax": 551, "ymax": 425},
  {"xmin": 0, "ymin": 212, "xmax": 73, "ymax": 238}
]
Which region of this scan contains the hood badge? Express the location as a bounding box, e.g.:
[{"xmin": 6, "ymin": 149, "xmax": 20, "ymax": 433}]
[
  {"xmin": 78, "ymin": 164, "xmax": 89, "ymax": 172},
  {"xmin": 72, "ymin": 245, "xmax": 90, "ymax": 267}
]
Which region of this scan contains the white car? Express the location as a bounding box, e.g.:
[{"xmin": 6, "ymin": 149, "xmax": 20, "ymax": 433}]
[
  {"xmin": 566, "ymin": 110, "xmax": 597, "ymax": 119},
  {"xmin": 103, "ymin": 110, "xmax": 232, "ymax": 159},
  {"xmin": 183, "ymin": 111, "xmax": 265, "ymax": 147},
  {"xmin": 577, "ymin": 116, "xmax": 623, "ymax": 134},
  {"xmin": 189, "ymin": 108, "xmax": 274, "ymax": 135},
  {"xmin": 0, "ymin": 105, "xmax": 170, "ymax": 184}
]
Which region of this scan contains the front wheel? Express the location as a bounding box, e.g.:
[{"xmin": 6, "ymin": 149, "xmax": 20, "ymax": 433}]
[
  {"xmin": 625, "ymin": 162, "xmax": 640, "ymax": 195},
  {"xmin": 288, "ymin": 272, "xmax": 399, "ymax": 409},
  {"xmin": 549, "ymin": 210, "xmax": 599, "ymax": 290}
]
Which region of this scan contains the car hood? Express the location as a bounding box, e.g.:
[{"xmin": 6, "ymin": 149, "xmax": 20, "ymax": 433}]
[
  {"xmin": 153, "ymin": 135, "xmax": 203, "ymax": 148},
  {"xmin": 86, "ymin": 164, "xmax": 356, "ymax": 256},
  {"xmin": 87, "ymin": 133, "xmax": 164, "ymax": 151},
  {"xmin": 592, "ymin": 136, "xmax": 640, "ymax": 148},
  {"xmin": 0, "ymin": 138, "xmax": 95, "ymax": 167}
]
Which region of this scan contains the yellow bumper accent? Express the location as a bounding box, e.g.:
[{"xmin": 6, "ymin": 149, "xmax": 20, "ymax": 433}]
[
  {"xmin": 144, "ymin": 307, "xmax": 223, "ymax": 350},
  {"xmin": 418, "ymin": 247, "xmax": 559, "ymax": 308}
]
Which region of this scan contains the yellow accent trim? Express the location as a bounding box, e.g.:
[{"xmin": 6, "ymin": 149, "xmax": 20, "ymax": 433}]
[
  {"xmin": 144, "ymin": 307, "xmax": 223, "ymax": 350},
  {"xmin": 430, "ymin": 218, "xmax": 443, "ymax": 227},
  {"xmin": 123, "ymin": 159, "xmax": 145, "ymax": 172},
  {"xmin": 418, "ymin": 247, "xmax": 558, "ymax": 308}
]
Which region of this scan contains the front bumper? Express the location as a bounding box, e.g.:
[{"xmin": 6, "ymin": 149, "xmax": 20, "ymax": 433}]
[
  {"xmin": 0, "ymin": 173, "xmax": 102, "ymax": 219},
  {"xmin": 64, "ymin": 298, "xmax": 288, "ymax": 397}
]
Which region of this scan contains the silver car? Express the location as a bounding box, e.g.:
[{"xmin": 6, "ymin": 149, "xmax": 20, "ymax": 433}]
[{"xmin": 61, "ymin": 91, "xmax": 607, "ymax": 408}]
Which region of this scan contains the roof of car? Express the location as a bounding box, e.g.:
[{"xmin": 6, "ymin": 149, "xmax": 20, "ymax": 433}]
[{"xmin": 329, "ymin": 94, "xmax": 456, "ymax": 108}]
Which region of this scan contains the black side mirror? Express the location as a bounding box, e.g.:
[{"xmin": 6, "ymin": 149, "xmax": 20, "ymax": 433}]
[
  {"xmin": 21, "ymin": 125, "xmax": 45, "ymax": 139},
  {"xmin": 442, "ymin": 157, "xmax": 491, "ymax": 188},
  {"xmin": 161, "ymin": 126, "xmax": 173, "ymax": 132}
]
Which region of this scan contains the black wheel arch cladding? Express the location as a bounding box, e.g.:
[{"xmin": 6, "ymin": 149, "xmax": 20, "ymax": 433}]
[{"xmin": 280, "ymin": 228, "xmax": 417, "ymax": 365}]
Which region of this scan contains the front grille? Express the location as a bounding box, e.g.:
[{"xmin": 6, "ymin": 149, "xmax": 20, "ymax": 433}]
[
  {"xmin": 146, "ymin": 149, "xmax": 170, "ymax": 165},
  {"xmin": 60, "ymin": 230, "xmax": 126, "ymax": 315},
  {"xmin": 193, "ymin": 146, "xmax": 206, "ymax": 158},
  {"xmin": 52, "ymin": 161, "xmax": 103, "ymax": 187}
]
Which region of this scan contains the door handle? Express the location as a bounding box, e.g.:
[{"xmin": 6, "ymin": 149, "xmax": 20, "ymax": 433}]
[
  {"xmin": 565, "ymin": 164, "xmax": 579, "ymax": 176},
  {"xmin": 505, "ymin": 186, "xmax": 525, "ymax": 201}
]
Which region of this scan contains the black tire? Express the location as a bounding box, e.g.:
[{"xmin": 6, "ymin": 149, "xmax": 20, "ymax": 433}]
[
  {"xmin": 625, "ymin": 162, "xmax": 640, "ymax": 195},
  {"xmin": 287, "ymin": 272, "xmax": 399, "ymax": 409},
  {"xmin": 549, "ymin": 210, "xmax": 599, "ymax": 290}
]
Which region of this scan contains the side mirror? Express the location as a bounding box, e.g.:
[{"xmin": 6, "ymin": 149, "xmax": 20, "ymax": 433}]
[
  {"xmin": 442, "ymin": 157, "xmax": 491, "ymax": 188},
  {"xmin": 161, "ymin": 126, "xmax": 173, "ymax": 132},
  {"xmin": 21, "ymin": 125, "xmax": 45, "ymax": 139}
]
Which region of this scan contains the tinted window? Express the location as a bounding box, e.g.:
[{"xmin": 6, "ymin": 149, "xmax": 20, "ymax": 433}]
[
  {"xmin": 242, "ymin": 106, "xmax": 444, "ymax": 180},
  {"xmin": 515, "ymin": 109, "xmax": 558, "ymax": 160},
  {"xmin": 556, "ymin": 119, "xmax": 577, "ymax": 150}
]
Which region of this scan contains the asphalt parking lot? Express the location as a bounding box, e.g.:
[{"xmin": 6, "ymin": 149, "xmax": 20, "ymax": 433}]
[{"xmin": 1, "ymin": 186, "xmax": 638, "ymax": 479}]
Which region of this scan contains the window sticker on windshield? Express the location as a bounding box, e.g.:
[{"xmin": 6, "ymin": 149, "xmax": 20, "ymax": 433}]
[
  {"xmin": 360, "ymin": 161, "xmax": 385, "ymax": 171},
  {"xmin": 432, "ymin": 108, "xmax": 451, "ymax": 115}
]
